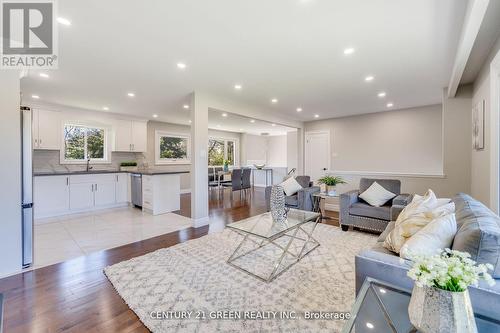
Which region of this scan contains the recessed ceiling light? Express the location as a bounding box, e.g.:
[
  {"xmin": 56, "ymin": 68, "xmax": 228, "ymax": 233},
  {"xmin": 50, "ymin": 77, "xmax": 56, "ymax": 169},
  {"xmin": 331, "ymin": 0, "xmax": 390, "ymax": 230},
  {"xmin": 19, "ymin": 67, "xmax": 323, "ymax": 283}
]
[
  {"xmin": 271, "ymin": 123, "xmax": 276, "ymax": 127},
  {"xmin": 271, "ymin": 98, "xmax": 278, "ymax": 104},
  {"xmin": 234, "ymin": 84, "xmax": 242, "ymax": 90},
  {"xmin": 379, "ymin": 288, "xmax": 387, "ymax": 294},
  {"xmin": 152, "ymin": 114, "xmax": 158, "ymax": 118},
  {"xmin": 239, "ymin": 128, "xmax": 243, "ymax": 131},
  {"xmin": 387, "ymin": 103, "xmax": 394, "ymax": 108},
  {"xmin": 31, "ymin": 95, "xmax": 40, "ymax": 99},
  {"xmin": 56, "ymin": 17, "xmax": 71, "ymax": 26},
  {"xmin": 102, "ymin": 106, "xmax": 109, "ymax": 111},
  {"xmin": 127, "ymin": 92, "xmax": 135, "ymax": 97},
  {"xmin": 250, "ymin": 119, "xmax": 255, "ymax": 123},
  {"xmin": 365, "ymin": 75, "xmax": 374, "ymax": 82},
  {"xmin": 217, "ymin": 124, "xmax": 221, "ymax": 128},
  {"xmin": 377, "ymin": 92, "xmax": 386, "ymax": 98},
  {"xmin": 314, "ymin": 114, "xmax": 319, "ymax": 118},
  {"xmin": 39, "ymin": 73, "xmax": 49, "ymax": 78},
  {"xmin": 366, "ymin": 322, "xmax": 374, "ymax": 329},
  {"xmin": 296, "ymin": 107, "xmax": 303, "ymax": 112},
  {"xmin": 177, "ymin": 62, "xmax": 187, "ymax": 69},
  {"xmin": 222, "ymin": 113, "xmax": 227, "ymax": 117},
  {"xmin": 188, "ymin": 120, "xmax": 192, "ymax": 123},
  {"xmin": 183, "ymin": 104, "xmax": 190, "ymax": 109},
  {"xmin": 343, "ymin": 47, "xmax": 355, "ymax": 55}
]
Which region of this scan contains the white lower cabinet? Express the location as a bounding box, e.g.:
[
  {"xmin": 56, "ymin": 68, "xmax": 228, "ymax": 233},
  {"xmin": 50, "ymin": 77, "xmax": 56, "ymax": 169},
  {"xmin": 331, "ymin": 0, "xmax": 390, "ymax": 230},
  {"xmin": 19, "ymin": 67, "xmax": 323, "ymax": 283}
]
[
  {"xmin": 35, "ymin": 173, "xmax": 130, "ymax": 219},
  {"xmin": 34, "ymin": 175, "xmax": 70, "ymax": 219}
]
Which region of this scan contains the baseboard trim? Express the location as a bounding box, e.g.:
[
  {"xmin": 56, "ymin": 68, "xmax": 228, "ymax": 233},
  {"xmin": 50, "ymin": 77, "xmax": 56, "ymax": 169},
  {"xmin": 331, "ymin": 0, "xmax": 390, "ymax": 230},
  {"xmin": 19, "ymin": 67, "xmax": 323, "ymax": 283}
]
[{"xmin": 192, "ymin": 216, "xmax": 210, "ymax": 228}]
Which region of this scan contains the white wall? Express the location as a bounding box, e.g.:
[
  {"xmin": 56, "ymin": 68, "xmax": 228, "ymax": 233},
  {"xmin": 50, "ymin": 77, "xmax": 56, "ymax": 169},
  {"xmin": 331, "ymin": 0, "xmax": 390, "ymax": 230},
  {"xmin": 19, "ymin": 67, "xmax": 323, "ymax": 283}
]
[
  {"xmin": 0, "ymin": 71, "xmax": 22, "ymax": 277},
  {"xmin": 471, "ymin": 35, "xmax": 500, "ymax": 210},
  {"xmin": 304, "ymin": 95, "xmax": 471, "ymax": 198},
  {"xmin": 286, "ymin": 131, "xmax": 298, "ymax": 172},
  {"xmin": 241, "ymin": 134, "xmax": 268, "ymax": 165},
  {"xmin": 266, "ymin": 135, "xmax": 287, "ymax": 167}
]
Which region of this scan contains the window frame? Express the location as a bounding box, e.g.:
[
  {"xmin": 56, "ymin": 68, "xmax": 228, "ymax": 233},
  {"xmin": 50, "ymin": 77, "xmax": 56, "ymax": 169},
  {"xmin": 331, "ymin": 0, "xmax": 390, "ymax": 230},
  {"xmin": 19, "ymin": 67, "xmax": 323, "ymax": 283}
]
[
  {"xmin": 208, "ymin": 136, "xmax": 239, "ymax": 167},
  {"xmin": 155, "ymin": 131, "xmax": 191, "ymax": 165},
  {"xmin": 60, "ymin": 122, "xmax": 110, "ymax": 164}
]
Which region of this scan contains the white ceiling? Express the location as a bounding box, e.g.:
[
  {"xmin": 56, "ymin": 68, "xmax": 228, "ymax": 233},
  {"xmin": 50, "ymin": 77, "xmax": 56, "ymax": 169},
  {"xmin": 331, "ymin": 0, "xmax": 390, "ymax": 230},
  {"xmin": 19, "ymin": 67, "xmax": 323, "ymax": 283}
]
[
  {"xmin": 21, "ymin": 0, "xmax": 468, "ymax": 124},
  {"xmin": 208, "ymin": 109, "xmax": 296, "ymax": 136}
]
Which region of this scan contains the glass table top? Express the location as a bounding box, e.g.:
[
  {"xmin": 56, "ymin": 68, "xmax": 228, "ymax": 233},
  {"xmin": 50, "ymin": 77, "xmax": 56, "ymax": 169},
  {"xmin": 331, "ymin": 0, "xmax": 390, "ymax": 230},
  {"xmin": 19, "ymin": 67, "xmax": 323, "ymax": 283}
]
[
  {"xmin": 342, "ymin": 278, "xmax": 500, "ymax": 333},
  {"xmin": 226, "ymin": 209, "xmax": 320, "ymax": 239}
]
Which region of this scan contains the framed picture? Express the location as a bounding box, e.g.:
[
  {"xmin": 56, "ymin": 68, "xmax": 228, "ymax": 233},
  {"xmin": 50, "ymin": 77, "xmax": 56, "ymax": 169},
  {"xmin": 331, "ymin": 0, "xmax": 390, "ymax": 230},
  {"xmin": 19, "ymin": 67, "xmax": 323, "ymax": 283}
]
[{"xmin": 472, "ymin": 100, "xmax": 485, "ymax": 150}]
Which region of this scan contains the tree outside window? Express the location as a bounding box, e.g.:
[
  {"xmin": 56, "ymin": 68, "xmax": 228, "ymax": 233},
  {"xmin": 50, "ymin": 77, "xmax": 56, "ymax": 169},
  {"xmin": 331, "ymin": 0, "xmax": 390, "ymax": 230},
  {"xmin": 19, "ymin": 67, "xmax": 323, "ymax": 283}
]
[
  {"xmin": 64, "ymin": 124, "xmax": 106, "ymax": 162},
  {"xmin": 208, "ymin": 138, "xmax": 236, "ymax": 166},
  {"xmin": 155, "ymin": 131, "xmax": 190, "ymax": 164}
]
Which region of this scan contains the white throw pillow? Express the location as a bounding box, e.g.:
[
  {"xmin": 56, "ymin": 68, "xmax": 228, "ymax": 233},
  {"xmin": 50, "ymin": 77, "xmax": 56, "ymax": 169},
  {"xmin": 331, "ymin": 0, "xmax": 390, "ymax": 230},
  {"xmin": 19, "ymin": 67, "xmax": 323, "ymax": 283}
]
[
  {"xmin": 280, "ymin": 177, "xmax": 303, "ymax": 196},
  {"xmin": 400, "ymin": 213, "xmax": 457, "ymax": 259},
  {"xmin": 383, "ymin": 189, "xmax": 455, "ymax": 253},
  {"xmin": 359, "ymin": 182, "xmax": 396, "ymax": 207}
]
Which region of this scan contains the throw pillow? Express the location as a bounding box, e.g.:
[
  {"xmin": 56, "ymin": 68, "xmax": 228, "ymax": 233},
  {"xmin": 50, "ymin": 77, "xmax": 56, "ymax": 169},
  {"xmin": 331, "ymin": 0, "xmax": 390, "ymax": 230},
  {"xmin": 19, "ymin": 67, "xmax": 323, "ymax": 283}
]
[
  {"xmin": 377, "ymin": 221, "xmax": 395, "ymax": 243},
  {"xmin": 384, "ymin": 189, "xmax": 455, "ymax": 253},
  {"xmin": 399, "ymin": 213, "xmax": 457, "ymax": 259},
  {"xmin": 280, "ymin": 177, "xmax": 303, "ymax": 196},
  {"xmin": 359, "ymin": 181, "xmax": 396, "ymax": 207}
]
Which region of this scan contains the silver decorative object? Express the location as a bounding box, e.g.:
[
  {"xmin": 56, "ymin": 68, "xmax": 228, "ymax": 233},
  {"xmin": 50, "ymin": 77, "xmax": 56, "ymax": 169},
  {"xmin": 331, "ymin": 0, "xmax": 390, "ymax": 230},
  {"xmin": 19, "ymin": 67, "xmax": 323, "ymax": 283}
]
[
  {"xmin": 270, "ymin": 185, "xmax": 287, "ymax": 223},
  {"xmin": 408, "ymin": 285, "xmax": 477, "ymax": 333}
]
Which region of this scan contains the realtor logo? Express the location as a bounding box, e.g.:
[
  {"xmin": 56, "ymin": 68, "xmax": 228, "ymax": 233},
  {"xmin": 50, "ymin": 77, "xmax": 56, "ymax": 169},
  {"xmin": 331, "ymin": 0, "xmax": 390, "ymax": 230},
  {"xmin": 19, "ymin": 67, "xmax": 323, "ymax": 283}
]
[{"xmin": 1, "ymin": 0, "xmax": 58, "ymax": 68}]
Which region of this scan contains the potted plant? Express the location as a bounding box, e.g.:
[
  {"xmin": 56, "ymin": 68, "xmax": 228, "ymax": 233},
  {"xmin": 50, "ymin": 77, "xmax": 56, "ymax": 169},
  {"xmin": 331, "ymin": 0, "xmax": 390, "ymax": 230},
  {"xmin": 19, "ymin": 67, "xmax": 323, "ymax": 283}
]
[
  {"xmin": 407, "ymin": 249, "xmax": 495, "ymax": 333},
  {"xmin": 317, "ymin": 175, "xmax": 346, "ymax": 196},
  {"xmin": 223, "ymin": 159, "xmax": 230, "ymax": 172},
  {"xmin": 120, "ymin": 161, "xmax": 138, "ymax": 172}
]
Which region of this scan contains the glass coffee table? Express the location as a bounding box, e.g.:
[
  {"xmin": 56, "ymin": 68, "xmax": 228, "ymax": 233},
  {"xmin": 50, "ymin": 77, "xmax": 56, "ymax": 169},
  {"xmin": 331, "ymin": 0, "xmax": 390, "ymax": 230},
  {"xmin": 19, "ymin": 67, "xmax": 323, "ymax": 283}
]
[
  {"xmin": 226, "ymin": 209, "xmax": 320, "ymax": 282},
  {"xmin": 342, "ymin": 278, "xmax": 500, "ymax": 333}
]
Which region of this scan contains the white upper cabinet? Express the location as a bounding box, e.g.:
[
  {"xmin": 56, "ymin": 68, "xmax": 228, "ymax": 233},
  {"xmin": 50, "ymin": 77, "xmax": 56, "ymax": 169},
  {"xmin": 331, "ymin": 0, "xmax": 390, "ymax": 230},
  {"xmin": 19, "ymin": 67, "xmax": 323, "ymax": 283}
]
[
  {"xmin": 33, "ymin": 109, "xmax": 61, "ymax": 150},
  {"xmin": 113, "ymin": 120, "xmax": 147, "ymax": 152}
]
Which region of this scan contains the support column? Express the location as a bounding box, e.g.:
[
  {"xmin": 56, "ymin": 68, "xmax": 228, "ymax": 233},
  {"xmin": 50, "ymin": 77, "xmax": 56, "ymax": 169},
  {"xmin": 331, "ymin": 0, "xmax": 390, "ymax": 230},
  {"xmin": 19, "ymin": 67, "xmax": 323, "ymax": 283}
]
[
  {"xmin": 0, "ymin": 70, "xmax": 22, "ymax": 276},
  {"xmin": 190, "ymin": 92, "xmax": 210, "ymax": 227}
]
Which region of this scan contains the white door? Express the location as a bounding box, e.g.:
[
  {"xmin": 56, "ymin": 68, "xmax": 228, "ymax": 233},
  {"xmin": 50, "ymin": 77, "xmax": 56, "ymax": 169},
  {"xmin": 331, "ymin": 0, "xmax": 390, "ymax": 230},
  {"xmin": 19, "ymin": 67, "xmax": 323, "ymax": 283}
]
[
  {"xmin": 114, "ymin": 120, "xmax": 132, "ymax": 152},
  {"xmin": 115, "ymin": 173, "xmax": 129, "ymax": 203},
  {"xmin": 70, "ymin": 183, "xmax": 95, "ymax": 211},
  {"xmin": 131, "ymin": 121, "xmax": 147, "ymax": 152},
  {"xmin": 94, "ymin": 177, "xmax": 117, "ymax": 208},
  {"xmin": 34, "ymin": 176, "xmax": 70, "ymax": 218},
  {"xmin": 305, "ymin": 131, "xmax": 331, "ymax": 181},
  {"xmin": 37, "ymin": 109, "xmax": 61, "ymax": 150}
]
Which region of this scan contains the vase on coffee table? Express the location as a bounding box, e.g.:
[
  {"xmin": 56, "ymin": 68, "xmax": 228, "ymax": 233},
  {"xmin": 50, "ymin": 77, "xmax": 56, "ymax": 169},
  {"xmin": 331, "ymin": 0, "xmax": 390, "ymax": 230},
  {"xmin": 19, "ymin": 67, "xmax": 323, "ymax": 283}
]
[{"xmin": 270, "ymin": 185, "xmax": 287, "ymax": 223}]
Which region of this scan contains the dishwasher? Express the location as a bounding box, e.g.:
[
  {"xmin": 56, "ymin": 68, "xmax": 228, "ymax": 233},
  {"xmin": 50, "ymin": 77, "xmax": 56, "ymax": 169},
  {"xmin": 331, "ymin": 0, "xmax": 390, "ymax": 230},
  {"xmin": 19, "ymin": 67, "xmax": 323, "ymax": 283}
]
[{"xmin": 131, "ymin": 173, "xmax": 143, "ymax": 208}]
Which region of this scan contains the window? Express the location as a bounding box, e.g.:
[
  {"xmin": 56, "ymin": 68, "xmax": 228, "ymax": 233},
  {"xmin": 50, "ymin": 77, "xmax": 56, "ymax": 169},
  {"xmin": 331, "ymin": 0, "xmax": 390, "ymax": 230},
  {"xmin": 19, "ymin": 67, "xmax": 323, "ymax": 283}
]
[
  {"xmin": 155, "ymin": 131, "xmax": 190, "ymax": 164},
  {"xmin": 63, "ymin": 124, "xmax": 107, "ymax": 163},
  {"xmin": 208, "ymin": 138, "xmax": 237, "ymax": 166}
]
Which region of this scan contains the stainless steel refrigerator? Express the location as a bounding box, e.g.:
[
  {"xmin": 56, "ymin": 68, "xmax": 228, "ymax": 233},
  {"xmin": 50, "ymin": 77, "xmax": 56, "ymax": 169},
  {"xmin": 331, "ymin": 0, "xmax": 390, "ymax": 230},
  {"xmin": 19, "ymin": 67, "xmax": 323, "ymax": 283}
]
[{"xmin": 21, "ymin": 106, "xmax": 33, "ymax": 268}]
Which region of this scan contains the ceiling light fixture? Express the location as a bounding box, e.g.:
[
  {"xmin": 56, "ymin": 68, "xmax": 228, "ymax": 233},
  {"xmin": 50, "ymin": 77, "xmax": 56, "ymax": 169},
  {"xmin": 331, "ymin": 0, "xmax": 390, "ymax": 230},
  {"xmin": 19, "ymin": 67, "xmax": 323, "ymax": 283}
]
[
  {"xmin": 377, "ymin": 92, "xmax": 386, "ymax": 98},
  {"xmin": 365, "ymin": 75, "xmax": 374, "ymax": 82},
  {"xmin": 188, "ymin": 120, "xmax": 192, "ymax": 123},
  {"xmin": 217, "ymin": 124, "xmax": 221, "ymax": 128},
  {"xmin": 314, "ymin": 114, "xmax": 319, "ymax": 118},
  {"xmin": 234, "ymin": 84, "xmax": 242, "ymax": 90},
  {"xmin": 250, "ymin": 119, "xmax": 255, "ymax": 123},
  {"xmin": 239, "ymin": 128, "xmax": 243, "ymax": 131},
  {"xmin": 31, "ymin": 95, "xmax": 40, "ymax": 99},
  {"xmin": 127, "ymin": 92, "xmax": 135, "ymax": 97},
  {"xmin": 39, "ymin": 73, "xmax": 49, "ymax": 78},
  {"xmin": 152, "ymin": 114, "xmax": 158, "ymax": 118},
  {"xmin": 296, "ymin": 107, "xmax": 303, "ymax": 112},
  {"xmin": 222, "ymin": 113, "xmax": 227, "ymax": 117},
  {"xmin": 102, "ymin": 106, "xmax": 109, "ymax": 111},
  {"xmin": 177, "ymin": 62, "xmax": 187, "ymax": 69},
  {"xmin": 366, "ymin": 323, "xmax": 374, "ymax": 329},
  {"xmin": 56, "ymin": 17, "xmax": 71, "ymax": 26},
  {"xmin": 343, "ymin": 47, "xmax": 355, "ymax": 55},
  {"xmin": 387, "ymin": 103, "xmax": 394, "ymax": 108},
  {"xmin": 271, "ymin": 98, "xmax": 278, "ymax": 104},
  {"xmin": 183, "ymin": 104, "xmax": 190, "ymax": 109}
]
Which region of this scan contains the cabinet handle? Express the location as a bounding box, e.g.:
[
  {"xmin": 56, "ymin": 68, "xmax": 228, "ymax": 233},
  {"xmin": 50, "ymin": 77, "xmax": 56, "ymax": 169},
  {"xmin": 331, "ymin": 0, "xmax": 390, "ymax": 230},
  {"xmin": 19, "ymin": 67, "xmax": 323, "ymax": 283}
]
[
  {"xmin": 91, "ymin": 184, "xmax": 94, "ymax": 192},
  {"xmin": 66, "ymin": 177, "xmax": 69, "ymax": 186},
  {"xmin": 116, "ymin": 175, "xmax": 118, "ymax": 182},
  {"xmin": 95, "ymin": 184, "xmax": 98, "ymax": 191}
]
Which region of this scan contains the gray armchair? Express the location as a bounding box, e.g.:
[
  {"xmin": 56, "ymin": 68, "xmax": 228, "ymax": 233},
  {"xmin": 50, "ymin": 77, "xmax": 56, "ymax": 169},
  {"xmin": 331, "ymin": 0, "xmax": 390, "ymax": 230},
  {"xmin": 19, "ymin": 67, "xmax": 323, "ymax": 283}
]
[
  {"xmin": 340, "ymin": 178, "xmax": 412, "ymax": 233},
  {"xmin": 265, "ymin": 176, "xmax": 320, "ymax": 212}
]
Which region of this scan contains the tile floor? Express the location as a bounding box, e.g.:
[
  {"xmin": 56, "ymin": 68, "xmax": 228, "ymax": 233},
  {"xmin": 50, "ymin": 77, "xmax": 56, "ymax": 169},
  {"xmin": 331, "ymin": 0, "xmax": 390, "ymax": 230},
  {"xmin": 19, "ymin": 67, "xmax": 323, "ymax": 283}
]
[{"xmin": 32, "ymin": 207, "xmax": 193, "ymax": 269}]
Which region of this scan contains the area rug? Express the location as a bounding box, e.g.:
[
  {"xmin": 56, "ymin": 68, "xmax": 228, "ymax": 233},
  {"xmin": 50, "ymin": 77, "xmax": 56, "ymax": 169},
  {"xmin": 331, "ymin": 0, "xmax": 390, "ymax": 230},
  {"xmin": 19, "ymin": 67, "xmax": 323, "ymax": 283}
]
[{"xmin": 104, "ymin": 223, "xmax": 377, "ymax": 333}]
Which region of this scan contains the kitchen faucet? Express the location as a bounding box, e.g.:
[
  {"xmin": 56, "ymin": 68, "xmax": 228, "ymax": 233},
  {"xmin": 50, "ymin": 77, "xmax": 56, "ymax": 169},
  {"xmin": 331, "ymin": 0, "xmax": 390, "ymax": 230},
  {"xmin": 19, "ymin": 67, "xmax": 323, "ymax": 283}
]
[{"xmin": 86, "ymin": 156, "xmax": 93, "ymax": 172}]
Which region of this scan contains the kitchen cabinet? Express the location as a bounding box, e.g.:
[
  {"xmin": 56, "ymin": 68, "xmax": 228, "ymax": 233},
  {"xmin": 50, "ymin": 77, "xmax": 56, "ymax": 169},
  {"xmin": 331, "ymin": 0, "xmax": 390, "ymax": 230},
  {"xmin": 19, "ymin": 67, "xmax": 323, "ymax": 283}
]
[
  {"xmin": 94, "ymin": 175, "xmax": 116, "ymax": 208},
  {"xmin": 33, "ymin": 109, "xmax": 61, "ymax": 150},
  {"xmin": 113, "ymin": 120, "xmax": 147, "ymax": 152},
  {"xmin": 69, "ymin": 182, "xmax": 95, "ymax": 211},
  {"xmin": 141, "ymin": 174, "xmax": 181, "ymax": 215},
  {"xmin": 34, "ymin": 175, "xmax": 70, "ymax": 219},
  {"xmin": 115, "ymin": 173, "xmax": 129, "ymax": 203}
]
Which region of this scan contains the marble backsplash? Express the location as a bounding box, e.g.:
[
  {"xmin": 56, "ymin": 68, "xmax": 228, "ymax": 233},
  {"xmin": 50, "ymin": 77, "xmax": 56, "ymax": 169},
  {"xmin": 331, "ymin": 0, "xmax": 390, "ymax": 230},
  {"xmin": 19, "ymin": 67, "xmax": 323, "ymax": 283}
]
[{"xmin": 33, "ymin": 150, "xmax": 146, "ymax": 173}]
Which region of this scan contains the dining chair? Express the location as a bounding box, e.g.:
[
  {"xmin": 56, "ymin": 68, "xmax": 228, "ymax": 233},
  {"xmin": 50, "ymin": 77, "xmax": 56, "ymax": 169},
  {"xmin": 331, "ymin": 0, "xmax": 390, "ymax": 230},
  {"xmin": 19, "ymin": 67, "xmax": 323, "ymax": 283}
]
[
  {"xmin": 241, "ymin": 168, "xmax": 252, "ymax": 196},
  {"xmin": 222, "ymin": 168, "xmax": 243, "ymax": 199}
]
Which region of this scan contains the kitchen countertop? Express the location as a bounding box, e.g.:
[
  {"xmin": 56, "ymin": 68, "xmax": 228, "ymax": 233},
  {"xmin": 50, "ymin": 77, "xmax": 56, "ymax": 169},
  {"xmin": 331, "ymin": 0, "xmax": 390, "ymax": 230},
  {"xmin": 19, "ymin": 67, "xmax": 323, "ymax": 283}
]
[{"xmin": 34, "ymin": 170, "xmax": 190, "ymax": 176}]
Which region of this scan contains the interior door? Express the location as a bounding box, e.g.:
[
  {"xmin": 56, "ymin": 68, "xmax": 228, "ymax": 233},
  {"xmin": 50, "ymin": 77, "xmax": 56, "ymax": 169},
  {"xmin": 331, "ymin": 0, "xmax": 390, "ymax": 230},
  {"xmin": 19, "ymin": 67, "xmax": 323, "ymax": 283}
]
[{"xmin": 305, "ymin": 131, "xmax": 330, "ymax": 181}]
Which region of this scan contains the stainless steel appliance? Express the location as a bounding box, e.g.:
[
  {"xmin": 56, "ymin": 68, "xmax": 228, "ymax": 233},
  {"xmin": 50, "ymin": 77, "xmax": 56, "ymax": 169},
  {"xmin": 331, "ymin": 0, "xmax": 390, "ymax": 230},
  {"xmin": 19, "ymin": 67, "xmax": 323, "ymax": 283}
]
[
  {"xmin": 21, "ymin": 106, "xmax": 33, "ymax": 268},
  {"xmin": 131, "ymin": 173, "xmax": 142, "ymax": 208}
]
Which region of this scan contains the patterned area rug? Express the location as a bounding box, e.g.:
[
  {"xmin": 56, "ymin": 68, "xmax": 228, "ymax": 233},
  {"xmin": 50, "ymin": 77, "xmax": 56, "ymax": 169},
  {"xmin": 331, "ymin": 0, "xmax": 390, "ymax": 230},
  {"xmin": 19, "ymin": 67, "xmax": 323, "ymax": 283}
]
[{"xmin": 104, "ymin": 223, "xmax": 377, "ymax": 333}]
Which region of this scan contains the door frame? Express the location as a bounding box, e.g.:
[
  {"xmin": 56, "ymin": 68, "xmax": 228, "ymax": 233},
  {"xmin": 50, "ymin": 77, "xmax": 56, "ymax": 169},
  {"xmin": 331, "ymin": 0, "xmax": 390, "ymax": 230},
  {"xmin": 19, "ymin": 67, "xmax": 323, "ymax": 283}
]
[
  {"xmin": 490, "ymin": 48, "xmax": 500, "ymax": 213},
  {"xmin": 304, "ymin": 130, "xmax": 331, "ymax": 178}
]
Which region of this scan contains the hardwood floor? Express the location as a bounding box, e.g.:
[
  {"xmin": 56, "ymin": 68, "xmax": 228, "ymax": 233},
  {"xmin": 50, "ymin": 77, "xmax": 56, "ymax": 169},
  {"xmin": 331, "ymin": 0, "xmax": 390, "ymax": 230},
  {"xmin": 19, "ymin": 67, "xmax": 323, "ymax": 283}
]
[{"xmin": 0, "ymin": 188, "xmax": 338, "ymax": 332}]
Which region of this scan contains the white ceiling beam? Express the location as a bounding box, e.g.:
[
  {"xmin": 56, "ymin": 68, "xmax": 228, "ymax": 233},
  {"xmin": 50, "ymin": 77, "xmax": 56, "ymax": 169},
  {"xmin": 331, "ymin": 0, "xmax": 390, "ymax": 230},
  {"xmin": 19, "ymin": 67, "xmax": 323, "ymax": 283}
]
[{"xmin": 448, "ymin": 0, "xmax": 490, "ymax": 98}]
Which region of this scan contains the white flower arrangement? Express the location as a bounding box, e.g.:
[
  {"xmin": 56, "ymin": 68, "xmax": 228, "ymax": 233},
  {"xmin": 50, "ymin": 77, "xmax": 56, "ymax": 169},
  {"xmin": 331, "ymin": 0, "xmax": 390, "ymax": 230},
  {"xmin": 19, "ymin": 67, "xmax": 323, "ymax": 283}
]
[{"xmin": 407, "ymin": 249, "xmax": 495, "ymax": 292}]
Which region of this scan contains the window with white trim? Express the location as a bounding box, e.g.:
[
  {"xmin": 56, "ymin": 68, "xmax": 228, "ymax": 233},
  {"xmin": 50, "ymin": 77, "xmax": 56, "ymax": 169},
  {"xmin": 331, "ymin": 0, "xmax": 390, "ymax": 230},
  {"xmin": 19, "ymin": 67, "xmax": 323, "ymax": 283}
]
[
  {"xmin": 62, "ymin": 124, "xmax": 108, "ymax": 163},
  {"xmin": 155, "ymin": 131, "xmax": 191, "ymax": 164},
  {"xmin": 208, "ymin": 138, "xmax": 236, "ymax": 166}
]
